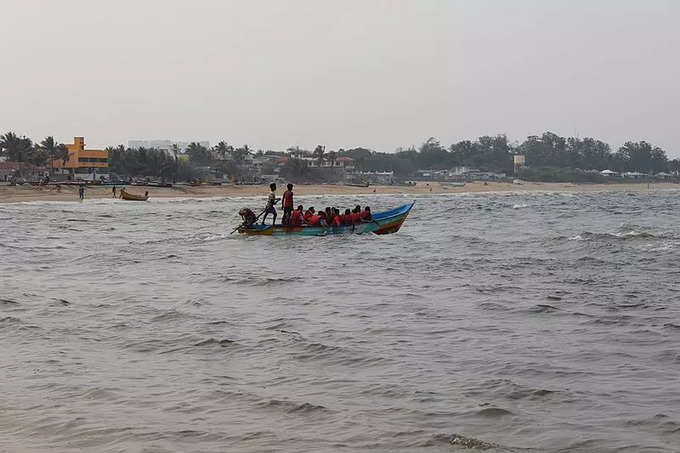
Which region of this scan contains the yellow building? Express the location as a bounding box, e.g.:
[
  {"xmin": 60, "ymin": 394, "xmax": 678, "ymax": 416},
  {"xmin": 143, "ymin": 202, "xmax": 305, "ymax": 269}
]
[{"xmin": 53, "ymin": 137, "xmax": 108, "ymax": 170}]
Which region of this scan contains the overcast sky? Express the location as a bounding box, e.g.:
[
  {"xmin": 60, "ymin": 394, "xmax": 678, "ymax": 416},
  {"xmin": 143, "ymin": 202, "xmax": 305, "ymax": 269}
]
[{"xmin": 2, "ymin": 0, "xmax": 679, "ymax": 154}]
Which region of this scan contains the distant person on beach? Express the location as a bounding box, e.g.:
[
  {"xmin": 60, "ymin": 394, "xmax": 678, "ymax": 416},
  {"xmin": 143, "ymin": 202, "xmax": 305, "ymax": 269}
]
[
  {"xmin": 112, "ymin": 186, "xmax": 117, "ymax": 198},
  {"xmin": 78, "ymin": 184, "xmax": 85, "ymax": 200},
  {"xmin": 281, "ymin": 183, "xmax": 294, "ymax": 225},
  {"xmin": 262, "ymin": 183, "xmax": 279, "ymax": 225}
]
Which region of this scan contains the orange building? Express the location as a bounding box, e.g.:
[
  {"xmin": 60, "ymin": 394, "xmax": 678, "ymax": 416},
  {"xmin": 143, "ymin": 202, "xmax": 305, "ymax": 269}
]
[{"xmin": 53, "ymin": 137, "xmax": 108, "ymax": 170}]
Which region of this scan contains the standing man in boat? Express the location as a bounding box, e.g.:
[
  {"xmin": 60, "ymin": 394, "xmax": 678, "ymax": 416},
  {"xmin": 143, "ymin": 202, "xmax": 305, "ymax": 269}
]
[
  {"xmin": 281, "ymin": 183, "xmax": 294, "ymax": 225},
  {"xmin": 262, "ymin": 183, "xmax": 280, "ymax": 225}
]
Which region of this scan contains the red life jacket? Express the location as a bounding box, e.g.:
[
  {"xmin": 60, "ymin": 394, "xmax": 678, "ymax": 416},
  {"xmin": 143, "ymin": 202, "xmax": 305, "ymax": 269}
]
[
  {"xmin": 303, "ymin": 210, "xmax": 313, "ymax": 221},
  {"xmin": 282, "ymin": 190, "xmax": 293, "ymax": 208},
  {"xmin": 350, "ymin": 212, "xmax": 361, "ymax": 223},
  {"xmin": 290, "ymin": 210, "xmax": 303, "ymax": 226},
  {"xmin": 332, "ymin": 215, "xmax": 341, "ymax": 226},
  {"xmin": 309, "ymin": 214, "xmax": 321, "ymax": 225}
]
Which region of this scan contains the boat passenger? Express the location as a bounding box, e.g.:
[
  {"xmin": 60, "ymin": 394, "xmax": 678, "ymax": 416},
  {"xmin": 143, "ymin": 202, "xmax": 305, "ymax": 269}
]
[
  {"xmin": 309, "ymin": 211, "xmax": 324, "ymax": 226},
  {"xmin": 262, "ymin": 183, "xmax": 279, "ymax": 225},
  {"xmin": 318, "ymin": 211, "xmax": 329, "ymax": 227},
  {"xmin": 290, "ymin": 205, "xmax": 304, "ymax": 226},
  {"xmin": 281, "ymin": 183, "xmax": 294, "ymax": 225},
  {"xmin": 239, "ymin": 208, "xmax": 257, "ymax": 227},
  {"xmin": 361, "ymin": 206, "xmax": 372, "ymax": 221},
  {"xmin": 303, "ymin": 207, "xmax": 315, "ymax": 223},
  {"xmin": 331, "ymin": 208, "xmax": 342, "ymax": 227},
  {"xmin": 343, "ymin": 208, "xmax": 352, "ymax": 225},
  {"xmin": 325, "ymin": 207, "xmax": 332, "ymax": 223},
  {"xmin": 350, "ymin": 206, "xmax": 361, "ymax": 224}
]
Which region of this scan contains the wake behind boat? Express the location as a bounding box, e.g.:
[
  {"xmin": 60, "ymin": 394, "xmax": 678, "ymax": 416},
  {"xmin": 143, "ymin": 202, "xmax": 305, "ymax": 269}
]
[{"xmin": 237, "ymin": 202, "xmax": 414, "ymax": 236}]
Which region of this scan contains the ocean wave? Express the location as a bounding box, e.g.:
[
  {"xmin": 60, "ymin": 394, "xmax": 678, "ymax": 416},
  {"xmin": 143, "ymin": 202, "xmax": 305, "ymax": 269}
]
[
  {"xmin": 255, "ymin": 398, "xmax": 329, "ymax": 414},
  {"xmin": 192, "ymin": 338, "xmax": 237, "ymax": 347},
  {"xmin": 475, "ymin": 407, "xmax": 513, "ymax": 417}
]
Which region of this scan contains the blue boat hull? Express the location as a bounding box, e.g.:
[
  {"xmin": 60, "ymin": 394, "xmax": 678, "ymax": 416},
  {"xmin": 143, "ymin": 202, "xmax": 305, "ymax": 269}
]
[{"xmin": 241, "ymin": 202, "xmax": 414, "ymax": 236}]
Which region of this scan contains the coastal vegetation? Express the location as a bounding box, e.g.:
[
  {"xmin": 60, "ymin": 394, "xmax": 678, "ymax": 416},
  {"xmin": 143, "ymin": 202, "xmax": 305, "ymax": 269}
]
[{"xmin": 1, "ymin": 130, "xmax": 678, "ymax": 182}]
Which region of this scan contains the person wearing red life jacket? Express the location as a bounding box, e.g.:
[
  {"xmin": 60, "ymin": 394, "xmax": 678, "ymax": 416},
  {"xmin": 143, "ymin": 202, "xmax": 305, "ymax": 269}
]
[
  {"xmin": 331, "ymin": 208, "xmax": 342, "ymax": 227},
  {"xmin": 281, "ymin": 183, "xmax": 294, "ymax": 225},
  {"xmin": 309, "ymin": 211, "xmax": 322, "ymax": 226},
  {"xmin": 360, "ymin": 206, "xmax": 372, "ymax": 222},
  {"xmin": 342, "ymin": 208, "xmax": 352, "ymax": 225},
  {"xmin": 303, "ymin": 206, "xmax": 315, "ymax": 224},
  {"xmin": 289, "ymin": 205, "xmax": 304, "ymax": 226},
  {"xmin": 350, "ymin": 206, "xmax": 361, "ymax": 224}
]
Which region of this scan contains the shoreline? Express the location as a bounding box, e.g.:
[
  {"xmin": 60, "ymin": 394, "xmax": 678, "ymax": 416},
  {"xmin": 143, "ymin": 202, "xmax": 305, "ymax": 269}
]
[{"xmin": 0, "ymin": 181, "xmax": 676, "ymax": 203}]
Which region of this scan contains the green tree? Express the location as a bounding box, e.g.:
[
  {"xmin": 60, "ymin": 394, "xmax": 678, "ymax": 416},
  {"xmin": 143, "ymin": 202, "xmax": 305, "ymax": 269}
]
[
  {"xmin": 280, "ymin": 158, "xmax": 310, "ymax": 181},
  {"xmin": 1, "ymin": 132, "xmax": 33, "ymax": 162},
  {"xmin": 186, "ymin": 142, "xmax": 212, "ymax": 165},
  {"xmin": 232, "ymin": 146, "xmax": 250, "ymax": 163},
  {"xmin": 327, "ymin": 150, "xmax": 337, "ymax": 167},
  {"xmin": 615, "ymin": 141, "xmax": 667, "ymax": 173},
  {"xmin": 313, "ymin": 145, "xmax": 325, "ymax": 165},
  {"xmin": 213, "ymin": 141, "xmax": 232, "ymax": 160},
  {"xmin": 39, "ymin": 136, "xmax": 68, "ymax": 172}
]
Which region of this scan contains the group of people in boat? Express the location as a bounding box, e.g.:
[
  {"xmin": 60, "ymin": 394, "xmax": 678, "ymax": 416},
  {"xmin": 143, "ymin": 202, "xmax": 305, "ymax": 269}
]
[{"xmin": 239, "ymin": 183, "xmax": 373, "ymax": 229}]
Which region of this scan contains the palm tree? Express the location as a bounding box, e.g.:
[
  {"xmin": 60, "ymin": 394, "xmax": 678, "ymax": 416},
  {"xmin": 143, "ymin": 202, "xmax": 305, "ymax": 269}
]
[
  {"xmin": 40, "ymin": 136, "xmax": 60, "ymax": 173},
  {"xmin": 313, "ymin": 145, "xmax": 325, "ymax": 166},
  {"xmin": 327, "ymin": 150, "xmax": 337, "ymax": 167},
  {"xmin": 186, "ymin": 142, "xmax": 211, "ymax": 165},
  {"xmin": 213, "ymin": 141, "xmax": 230, "ymax": 160},
  {"xmin": 0, "ymin": 132, "xmax": 32, "ymax": 162}
]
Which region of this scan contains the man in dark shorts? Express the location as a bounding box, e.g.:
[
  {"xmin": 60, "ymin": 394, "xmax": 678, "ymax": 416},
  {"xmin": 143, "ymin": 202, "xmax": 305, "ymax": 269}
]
[
  {"xmin": 281, "ymin": 183, "xmax": 294, "ymax": 225},
  {"xmin": 262, "ymin": 183, "xmax": 279, "ymax": 225}
]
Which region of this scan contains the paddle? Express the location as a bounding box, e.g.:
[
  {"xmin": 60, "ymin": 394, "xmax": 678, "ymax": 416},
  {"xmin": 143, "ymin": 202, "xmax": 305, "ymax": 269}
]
[{"xmin": 230, "ymin": 208, "xmax": 266, "ymax": 235}]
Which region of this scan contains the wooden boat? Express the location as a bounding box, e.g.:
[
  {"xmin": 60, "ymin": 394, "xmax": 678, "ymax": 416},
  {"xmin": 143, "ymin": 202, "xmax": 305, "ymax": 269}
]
[
  {"xmin": 239, "ymin": 202, "xmax": 414, "ymax": 236},
  {"xmin": 441, "ymin": 182, "xmax": 466, "ymax": 188},
  {"xmin": 120, "ymin": 189, "xmax": 149, "ymax": 201}
]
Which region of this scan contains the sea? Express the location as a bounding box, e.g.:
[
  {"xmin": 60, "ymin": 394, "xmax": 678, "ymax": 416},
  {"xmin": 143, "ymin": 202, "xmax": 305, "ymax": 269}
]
[{"xmin": 1, "ymin": 190, "xmax": 679, "ymax": 452}]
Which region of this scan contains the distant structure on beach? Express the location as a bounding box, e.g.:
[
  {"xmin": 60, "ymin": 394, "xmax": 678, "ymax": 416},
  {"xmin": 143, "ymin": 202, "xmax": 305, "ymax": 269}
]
[
  {"xmin": 52, "ymin": 137, "xmax": 108, "ymax": 178},
  {"xmin": 128, "ymin": 140, "xmax": 210, "ymax": 153}
]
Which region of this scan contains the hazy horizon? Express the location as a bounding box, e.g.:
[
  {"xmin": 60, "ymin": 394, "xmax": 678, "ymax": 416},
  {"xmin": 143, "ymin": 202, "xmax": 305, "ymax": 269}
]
[{"xmin": 2, "ymin": 0, "xmax": 679, "ymax": 155}]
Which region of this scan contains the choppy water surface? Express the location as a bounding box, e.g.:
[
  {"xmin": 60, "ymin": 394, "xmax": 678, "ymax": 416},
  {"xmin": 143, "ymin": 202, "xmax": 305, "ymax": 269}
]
[{"xmin": 1, "ymin": 190, "xmax": 680, "ymax": 452}]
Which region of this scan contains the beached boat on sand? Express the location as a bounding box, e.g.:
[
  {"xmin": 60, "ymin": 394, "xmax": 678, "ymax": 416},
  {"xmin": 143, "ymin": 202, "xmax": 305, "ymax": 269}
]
[
  {"xmin": 239, "ymin": 202, "xmax": 414, "ymax": 236},
  {"xmin": 120, "ymin": 190, "xmax": 149, "ymax": 201}
]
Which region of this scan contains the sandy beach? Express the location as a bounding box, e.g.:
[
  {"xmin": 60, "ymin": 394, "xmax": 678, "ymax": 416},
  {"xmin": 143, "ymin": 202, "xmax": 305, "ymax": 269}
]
[{"xmin": 0, "ymin": 181, "xmax": 676, "ymax": 203}]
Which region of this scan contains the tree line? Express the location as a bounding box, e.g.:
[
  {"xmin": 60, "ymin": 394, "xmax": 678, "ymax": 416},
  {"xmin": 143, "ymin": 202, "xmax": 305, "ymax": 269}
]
[
  {"xmin": 0, "ymin": 132, "xmax": 69, "ymax": 168},
  {"xmin": 338, "ymin": 133, "xmax": 678, "ymax": 177},
  {"xmin": 2, "ymin": 130, "xmax": 678, "ymax": 182}
]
